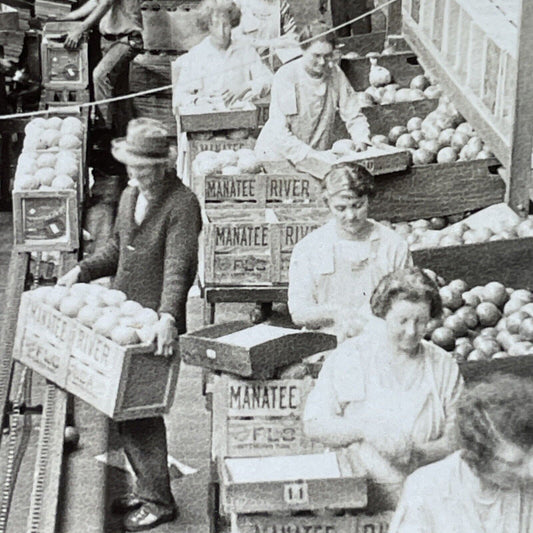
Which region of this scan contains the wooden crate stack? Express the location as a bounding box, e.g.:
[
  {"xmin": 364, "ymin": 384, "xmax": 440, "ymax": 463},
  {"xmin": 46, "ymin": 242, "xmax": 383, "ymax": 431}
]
[
  {"xmin": 12, "ymin": 111, "xmax": 88, "ymax": 252},
  {"xmin": 209, "ymin": 372, "xmax": 394, "ymax": 532}
]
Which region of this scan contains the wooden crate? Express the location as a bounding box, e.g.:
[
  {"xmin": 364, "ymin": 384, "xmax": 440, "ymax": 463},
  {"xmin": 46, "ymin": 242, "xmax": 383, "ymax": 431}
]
[
  {"xmin": 180, "ymin": 323, "xmax": 336, "ymax": 379},
  {"xmin": 41, "ymin": 22, "xmax": 89, "ymax": 90},
  {"xmin": 201, "ymin": 207, "xmax": 330, "ymax": 286},
  {"xmin": 12, "ymin": 293, "xmax": 180, "ymax": 421},
  {"xmin": 369, "ymin": 159, "xmax": 505, "ymax": 222},
  {"xmin": 363, "ymin": 98, "xmax": 439, "ymax": 136},
  {"xmin": 179, "ymin": 105, "xmax": 258, "ymax": 132},
  {"xmin": 201, "ymin": 208, "xmax": 273, "ymax": 286},
  {"xmin": 141, "ymin": 2, "xmax": 205, "ymax": 52},
  {"xmin": 188, "ymin": 136, "xmax": 256, "ymax": 191},
  {"xmin": 129, "ymin": 53, "xmax": 176, "ymax": 94},
  {"xmin": 337, "ymin": 32, "xmax": 387, "ymax": 57},
  {"xmin": 219, "ymin": 452, "xmax": 367, "ymax": 515},
  {"xmin": 341, "ymin": 51, "xmax": 425, "ymax": 92},
  {"xmin": 210, "ymin": 374, "xmax": 322, "ymax": 459},
  {"xmin": 234, "ymin": 511, "xmax": 394, "ymax": 533},
  {"xmin": 12, "ymin": 190, "xmax": 80, "ymax": 252}
]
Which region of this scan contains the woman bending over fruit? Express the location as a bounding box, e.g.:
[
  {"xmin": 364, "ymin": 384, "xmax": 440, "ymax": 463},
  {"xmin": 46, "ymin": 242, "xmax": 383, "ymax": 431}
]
[
  {"xmin": 255, "ymin": 20, "xmax": 371, "ymax": 173},
  {"xmin": 288, "ymin": 163, "xmax": 412, "ymax": 340}
]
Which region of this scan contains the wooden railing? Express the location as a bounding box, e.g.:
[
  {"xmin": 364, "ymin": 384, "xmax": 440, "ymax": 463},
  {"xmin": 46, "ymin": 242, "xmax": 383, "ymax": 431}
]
[{"xmin": 402, "ymin": 0, "xmax": 533, "ymax": 215}]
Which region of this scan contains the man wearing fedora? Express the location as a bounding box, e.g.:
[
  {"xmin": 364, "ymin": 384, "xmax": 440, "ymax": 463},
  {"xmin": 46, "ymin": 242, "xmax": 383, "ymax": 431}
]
[{"xmin": 59, "ymin": 118, "xmax": 202, "ymax": 531}]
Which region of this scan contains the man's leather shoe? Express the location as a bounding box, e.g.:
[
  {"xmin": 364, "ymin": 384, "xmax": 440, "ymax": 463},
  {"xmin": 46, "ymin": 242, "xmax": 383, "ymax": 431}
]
[
  {"xmin": 111, "ymin": 493, "xmax": 144, "ymax": 513},
  {"xmin": 123, "ymin": 502, "xmax": 178, "ymax": 531}
]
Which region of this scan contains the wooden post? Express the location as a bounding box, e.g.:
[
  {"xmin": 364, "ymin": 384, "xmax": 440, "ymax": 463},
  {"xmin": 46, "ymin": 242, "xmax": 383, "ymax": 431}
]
[
  {"xmin": 509, "ymin": 0, "xmax": 533, "ymax": 215},
  {"xmin": 387, "ymin": 0, "xmax": 403, "ymax": 36}
]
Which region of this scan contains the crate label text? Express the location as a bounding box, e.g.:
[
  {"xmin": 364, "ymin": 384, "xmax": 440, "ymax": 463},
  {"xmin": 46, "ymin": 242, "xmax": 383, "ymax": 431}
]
[
  {"xmin": 283, "ymin": 224, "xmax": 319, "ymax": 247},
  {"xmin": 205, "ymin": 178, "xmax": 257, "ymax": 200},
  {"xmin": 229, "ymin": 384, "xmax": 300, "ymax": 410},
  {"xmin": 246, "ymin": 523, "xmax": 339, "ymax": 532},
  {"xmin": 215, "ymin": 226, "xmax": 269, "ymax": 247},
  {"xmin": 268, "ymin": 177, "xmax": 311, "ymax": 200}
]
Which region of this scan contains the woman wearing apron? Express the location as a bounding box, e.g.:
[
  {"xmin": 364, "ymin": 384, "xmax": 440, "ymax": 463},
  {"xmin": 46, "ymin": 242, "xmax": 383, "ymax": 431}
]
[
  {"xmin": 303, "ymin": 268, "xmax": 464, "ymax": 508},
  {"xmin": 172, "ymin": 0, "xmax": 273, "ymax": 183},
  {"xmin": 254, "ymin": 20, "xmax": 371, "ymax": 173},
  {"xmin": 288, "ymin": 163, "xmax": 412, "ymax": 340},
  {"xmin": 390, "ymin": 374, "xmax": 533, "ymax": 533}
]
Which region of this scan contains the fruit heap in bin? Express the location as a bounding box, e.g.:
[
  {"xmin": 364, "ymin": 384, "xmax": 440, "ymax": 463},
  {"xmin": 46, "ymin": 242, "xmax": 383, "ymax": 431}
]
[
  {"xmin": 425, "ymin": 274, "xmax": 533, "ymax": 362},
  {"xmin": 375, "ymin": 97, "xmax": 494, "ymax": 164},
  {"xmin": 29, "ymin": 283, "xmax": 159, "ymax": 346},
  {"xmin": 14, "ymin": 116, "xmax": 84, "ymax": 191}
]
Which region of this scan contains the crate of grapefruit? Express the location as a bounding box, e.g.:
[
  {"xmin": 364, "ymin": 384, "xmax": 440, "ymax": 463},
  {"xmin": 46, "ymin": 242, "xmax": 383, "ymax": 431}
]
[{"xmin": 13, "ymin": 284, "xmax": 179, "ymax": 421}]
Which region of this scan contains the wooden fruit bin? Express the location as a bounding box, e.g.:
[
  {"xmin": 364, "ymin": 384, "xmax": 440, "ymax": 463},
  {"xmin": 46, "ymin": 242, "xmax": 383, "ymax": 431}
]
[
  {"xmin": 363, "ymin": 98, "xmax": 439, "ymax": 135},
  {"xmin": 180, "ymin": 323, "xmax": 336, "ymax": 379},
  {"xmin": 412, "ymin": 236, "xmax": 533, "ymax": 289},
  {"xmin": 234, "ymin": 510, "xmax": 394, "ymax": 533},
  {"xmin": 219, "ymin": 452, "xmax": 367, "ymax": 515},
  {"xmin": 178, "ymin": 104, "xmax": 258, "ymax": 133},
  {"xmin": 337, "ymin": 32, "xmax": 387, "ymax": 57},
  {"xmin": 200, "ymin": 207, "xmax": 330, "ymax": 286},
  {"xmin": 369, "ymin": 159, "xmax": 505, "ymax": 222},
  {"xmin": 12, "ymin": 190, "xmax": 80, "ymax": 252},
  {"xmin": 341, "ymin": 50, "xmax": 425, "ymax": 91},
  {"xmin": 13, "ymin": 293, "xmax": 180, "ymax": 421}
]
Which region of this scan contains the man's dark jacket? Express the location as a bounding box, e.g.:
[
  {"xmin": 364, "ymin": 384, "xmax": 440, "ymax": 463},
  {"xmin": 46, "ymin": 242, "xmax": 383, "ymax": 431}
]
[{"xmin": 79, "ymin": 174, "xmax": 202, "ymax": 334}]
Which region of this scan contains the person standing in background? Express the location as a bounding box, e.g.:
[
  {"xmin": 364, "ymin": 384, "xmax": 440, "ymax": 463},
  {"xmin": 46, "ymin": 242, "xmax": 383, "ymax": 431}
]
[
  {"xmin": 320, "ymin": 0, "xmax": 371, "ymax": 37},
  {"xmin": 62, "ymin": 0, "xmax": 143, "ymax": 136}
]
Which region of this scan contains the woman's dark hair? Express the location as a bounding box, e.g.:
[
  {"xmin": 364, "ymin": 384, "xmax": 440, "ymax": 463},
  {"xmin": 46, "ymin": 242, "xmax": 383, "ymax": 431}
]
[
  {"xmin": 299, "ymin": 20, "xmax": 336, "ymax": 50},
  {"xmin": 370, "ymin": 267, "xmax": 442, "ymax": 319},
  {"xmin": 457, "ymin": 374, "xmax": 533, "ymax": 475},
  {"xmin": 323, "ymin": 163, "xmax": 375, "ymax": 199},
  {"xmin": 196, "ymin": 0, "xmax": 241, "ymax": 32}
]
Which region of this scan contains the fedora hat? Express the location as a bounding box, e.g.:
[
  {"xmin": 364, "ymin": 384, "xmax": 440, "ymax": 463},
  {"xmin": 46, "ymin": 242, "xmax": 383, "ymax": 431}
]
[{"xmin": 111, "ymin": 118, "xmax": 170, "ymax": 166}]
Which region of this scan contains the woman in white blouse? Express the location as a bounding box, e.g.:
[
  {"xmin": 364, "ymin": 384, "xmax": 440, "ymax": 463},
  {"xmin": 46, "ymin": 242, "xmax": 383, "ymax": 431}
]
[
  {"xmin": 255, "ymin": 20, "xmax": 371, "ymax": 171},
  {"xmin": 303, "ymin": 268, "xmax": 464, "ymax": 501}
]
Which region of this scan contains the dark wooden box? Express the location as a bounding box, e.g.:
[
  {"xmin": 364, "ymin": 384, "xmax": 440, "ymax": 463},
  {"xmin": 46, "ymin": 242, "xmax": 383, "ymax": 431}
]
[
  {"xmin": 341, "ymin": 51, "xmax": 424, "ymax": 91},
  {"xmin": 179, "ymin": 105, "xmax": 258, "ymax": 132},
  {"xmin": 369, "ymin": 159, "xmax": 504, "ymax": 222},
  {"xmin": 180, "ymin": 321, "xmax": 336, "ymax": 378}
]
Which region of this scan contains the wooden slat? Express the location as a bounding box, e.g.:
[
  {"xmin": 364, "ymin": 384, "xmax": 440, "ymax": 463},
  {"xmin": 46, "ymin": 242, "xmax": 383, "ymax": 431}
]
[
  {"xmin": 369, "ymin": 160, "xmax": 505, "ymax": 222},
  {"xmin": 508, "ymin": 0, "xmax": 533, "ymax": 214},
  {"xmin": 412, "ymin": 236, "xmax": 533, "ymax": 289}
]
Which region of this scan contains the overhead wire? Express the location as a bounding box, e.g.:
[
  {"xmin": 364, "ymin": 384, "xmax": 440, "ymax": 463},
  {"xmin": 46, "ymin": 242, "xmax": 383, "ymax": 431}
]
[{"xmin": 0, "ymin": 0, "xmax": 399, "ymax": 120}]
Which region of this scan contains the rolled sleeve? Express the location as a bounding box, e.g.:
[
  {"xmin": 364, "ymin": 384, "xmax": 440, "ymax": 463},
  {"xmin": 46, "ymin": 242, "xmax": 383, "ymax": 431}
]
[
  {"xmin": 259, "ymin": 74, "xmax": 314, "ymax": 163},
  {"xmin": 389, "ymin": 476, "xmax": 431, "ymax": 533},
  {"xmin": 302, "ymin": 355, "xmax": 340, "ymax": 423},
  {"xmin": 247, "ymin": 48, "xmax": 273, "ymax": 99},
  {"xmin": 287, "ymin": 242, "xmax": 316, "ymax": 324},
  {"xmin": 336, "ymin": 67, "xmax": 370, "ymax": 144}
]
